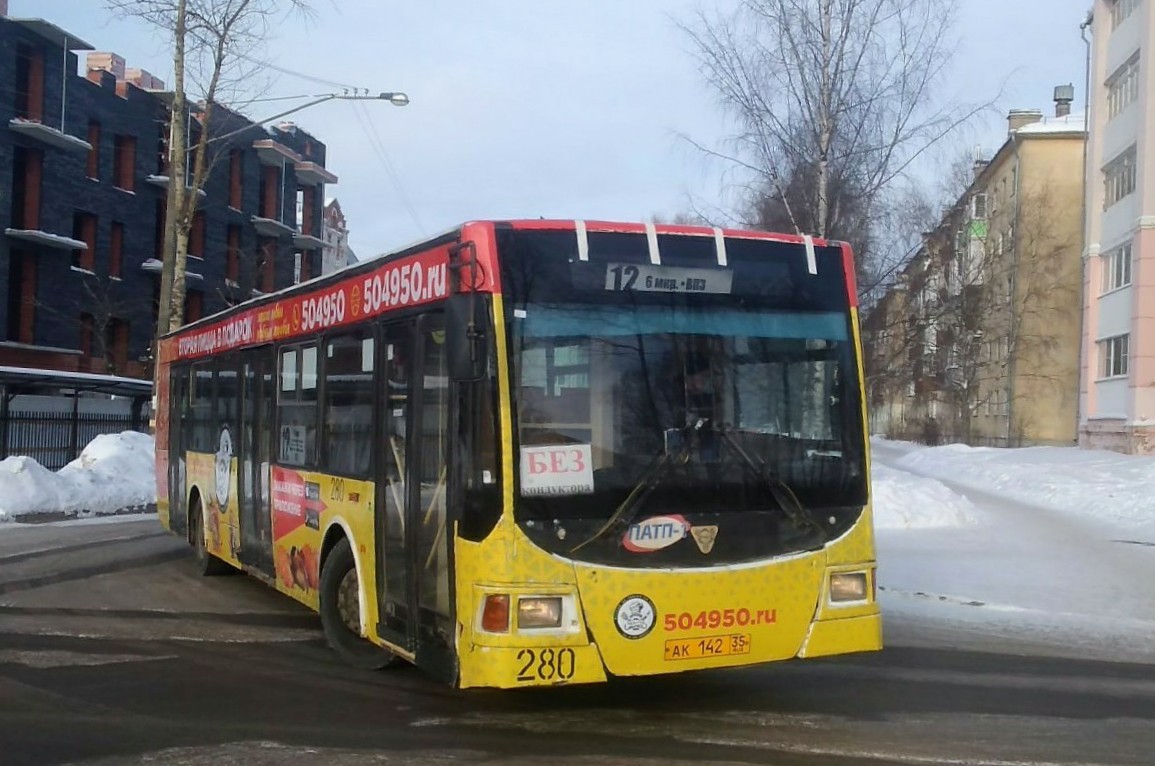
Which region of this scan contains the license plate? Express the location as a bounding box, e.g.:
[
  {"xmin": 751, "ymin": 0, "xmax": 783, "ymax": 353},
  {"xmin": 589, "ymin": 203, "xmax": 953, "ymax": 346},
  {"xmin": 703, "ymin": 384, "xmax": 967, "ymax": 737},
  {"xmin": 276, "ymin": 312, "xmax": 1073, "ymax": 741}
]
[{"xmin": 664, "ymin": 633, "xmax": 751, "ymax": 661}]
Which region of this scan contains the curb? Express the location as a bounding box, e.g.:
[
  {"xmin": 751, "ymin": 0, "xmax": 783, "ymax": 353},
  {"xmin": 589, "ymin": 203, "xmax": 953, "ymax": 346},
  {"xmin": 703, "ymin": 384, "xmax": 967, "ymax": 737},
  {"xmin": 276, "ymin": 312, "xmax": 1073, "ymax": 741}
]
[{"xmin": 2, "ymin": 503, "xmax": 158, "ymax": 526}]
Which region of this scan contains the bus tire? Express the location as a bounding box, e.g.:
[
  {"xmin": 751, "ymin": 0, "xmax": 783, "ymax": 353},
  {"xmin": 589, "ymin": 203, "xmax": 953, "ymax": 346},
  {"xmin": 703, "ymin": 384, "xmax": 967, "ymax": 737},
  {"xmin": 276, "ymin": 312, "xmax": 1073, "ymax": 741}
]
[
  {"xmin": 319, "ymin": 537, "xmax": 400, "ymax": 670},
  {"xmin": 191, "ymin": 497, "xmax": 234, "ymax": 577}
]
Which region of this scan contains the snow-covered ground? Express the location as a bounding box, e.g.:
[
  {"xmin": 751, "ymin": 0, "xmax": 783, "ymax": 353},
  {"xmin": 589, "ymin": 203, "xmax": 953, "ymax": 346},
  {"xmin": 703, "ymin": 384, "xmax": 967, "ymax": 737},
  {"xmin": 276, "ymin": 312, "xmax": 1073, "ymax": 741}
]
[
  {"xmin": 871, "ymin": 437, "xmax": 1155, "ymax": 663},
  {"xmin": 0, "ymin": 431, "xmax": 156, "ymax": 523}
]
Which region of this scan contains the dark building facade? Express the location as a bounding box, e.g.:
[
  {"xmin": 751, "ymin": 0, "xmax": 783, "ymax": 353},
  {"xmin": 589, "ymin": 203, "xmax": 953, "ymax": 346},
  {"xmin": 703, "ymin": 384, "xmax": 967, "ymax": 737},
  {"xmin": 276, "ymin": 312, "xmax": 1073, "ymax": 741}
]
[{"xmin": 0, "ymin": 8, "xmax": 337, "ymax": 379}]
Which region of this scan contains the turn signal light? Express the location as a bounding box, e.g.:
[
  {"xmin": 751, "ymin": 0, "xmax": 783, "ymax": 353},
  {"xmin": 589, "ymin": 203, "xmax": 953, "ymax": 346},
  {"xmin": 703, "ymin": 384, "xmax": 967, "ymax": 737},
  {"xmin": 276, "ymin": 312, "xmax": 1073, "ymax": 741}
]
[
  {"xmin": 481, "ymin": 594, "xmax": 510, "ymax": 632},
  {"xmin": 830, "ymin": 572, "xmax": 869, "ymax": 603}
]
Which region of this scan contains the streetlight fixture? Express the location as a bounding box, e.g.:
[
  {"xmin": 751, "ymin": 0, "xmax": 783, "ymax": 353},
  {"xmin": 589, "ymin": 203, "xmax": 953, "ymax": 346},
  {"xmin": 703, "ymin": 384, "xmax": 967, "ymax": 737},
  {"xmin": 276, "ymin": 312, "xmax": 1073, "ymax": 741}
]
[{"xmin": 203, "ymin": 89, "xmax": 410, "ymax": 146}]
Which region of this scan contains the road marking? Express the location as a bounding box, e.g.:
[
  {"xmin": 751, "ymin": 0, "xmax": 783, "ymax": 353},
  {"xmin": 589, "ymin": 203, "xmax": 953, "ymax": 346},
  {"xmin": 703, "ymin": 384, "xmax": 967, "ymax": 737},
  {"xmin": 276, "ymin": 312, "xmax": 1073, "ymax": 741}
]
[{"xmin": 0, "ymin": 649, "xmax": 173, "ymax": 669}]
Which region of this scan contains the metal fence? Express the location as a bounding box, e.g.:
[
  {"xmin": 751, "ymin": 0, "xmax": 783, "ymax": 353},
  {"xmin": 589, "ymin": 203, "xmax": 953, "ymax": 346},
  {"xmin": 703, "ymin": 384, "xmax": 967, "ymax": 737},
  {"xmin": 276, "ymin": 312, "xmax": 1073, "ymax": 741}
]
[{"xmin": 1, "ymin": 411, "xmax": 149, "ymax": 471}]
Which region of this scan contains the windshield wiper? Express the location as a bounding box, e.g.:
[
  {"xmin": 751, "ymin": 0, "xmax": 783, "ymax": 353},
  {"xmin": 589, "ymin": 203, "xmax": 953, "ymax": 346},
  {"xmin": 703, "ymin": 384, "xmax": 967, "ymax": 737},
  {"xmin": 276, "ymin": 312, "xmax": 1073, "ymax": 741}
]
[
  {"xmin": 713, "ymin": 424, "xmax": 828, "ymax": 542},
  {"xmin": 569, "ymin": 419, "xmax": 702, "ymax": 553}
]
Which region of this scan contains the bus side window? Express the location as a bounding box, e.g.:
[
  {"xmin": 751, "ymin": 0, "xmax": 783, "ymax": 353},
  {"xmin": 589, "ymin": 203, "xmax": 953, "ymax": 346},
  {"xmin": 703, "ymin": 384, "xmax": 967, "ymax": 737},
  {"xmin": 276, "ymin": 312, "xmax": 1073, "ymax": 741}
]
[
  {"xmin": 458, "ymin": 355, "xmax": 501, "ymax": 542},
  {"xmin": 323, "ymin": 331, "xmax": 374, "ymax": 477},
  {"xmin": 278, "ymin": 344, "xmax": 318, "ymax": 466},
  {"xmin": 190, "ymin": 362, "xmax": 214, "ymax": 452}
]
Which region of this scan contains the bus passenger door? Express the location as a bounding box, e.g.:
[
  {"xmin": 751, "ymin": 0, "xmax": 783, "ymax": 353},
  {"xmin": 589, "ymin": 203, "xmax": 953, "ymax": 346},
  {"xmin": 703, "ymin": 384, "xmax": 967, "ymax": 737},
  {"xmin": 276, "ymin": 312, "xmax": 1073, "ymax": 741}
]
[
  {"xmin": 238, "ymin": 348, "xmax": 275, "ymax": 574},
  {"xmin": 376, "ymin": 321, "xmax": 414, "ymax": 650},
  {"xmin": 375, "ymin": 315, "xmax": 454, "ymax": 670},
  {"xmin": 168, "ymin": 368, "xmax": 188, "ymax": 538}
]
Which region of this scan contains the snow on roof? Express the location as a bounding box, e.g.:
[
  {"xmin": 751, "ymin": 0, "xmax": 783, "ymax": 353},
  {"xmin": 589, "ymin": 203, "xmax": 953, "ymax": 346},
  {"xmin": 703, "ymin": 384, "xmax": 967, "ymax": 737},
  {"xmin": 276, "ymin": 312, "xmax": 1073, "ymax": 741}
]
[
  {"xmin": 0, "ymin": 365, "xmax": 151, "ymax": 392},
  {"xmin": 1015, "ymin": 113, "xmax": 1086, "ymax": 135}
]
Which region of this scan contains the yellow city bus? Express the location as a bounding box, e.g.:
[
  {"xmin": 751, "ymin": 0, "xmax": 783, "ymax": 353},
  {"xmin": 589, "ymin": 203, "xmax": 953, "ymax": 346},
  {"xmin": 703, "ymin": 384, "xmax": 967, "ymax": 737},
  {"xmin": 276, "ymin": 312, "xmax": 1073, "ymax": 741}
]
[{"xmin": 154, "ymin": 219, "xmax": 879, "ymax": 688}]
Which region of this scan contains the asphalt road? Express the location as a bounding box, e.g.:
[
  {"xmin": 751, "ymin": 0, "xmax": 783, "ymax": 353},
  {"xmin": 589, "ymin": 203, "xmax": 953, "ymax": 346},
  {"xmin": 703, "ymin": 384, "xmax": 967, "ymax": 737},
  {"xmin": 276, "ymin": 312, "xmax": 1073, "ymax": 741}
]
[{"xmin": 1, "ymin": 518, "xmax": 1153, "ymax": 766}]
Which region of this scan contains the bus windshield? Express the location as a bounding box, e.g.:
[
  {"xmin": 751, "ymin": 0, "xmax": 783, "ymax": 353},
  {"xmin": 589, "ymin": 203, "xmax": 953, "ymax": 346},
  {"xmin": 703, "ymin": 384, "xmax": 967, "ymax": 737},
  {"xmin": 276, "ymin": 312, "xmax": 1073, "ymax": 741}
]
[{"xmin": 499, "ymin": 229, "xmax": 868, "ymax": 567}]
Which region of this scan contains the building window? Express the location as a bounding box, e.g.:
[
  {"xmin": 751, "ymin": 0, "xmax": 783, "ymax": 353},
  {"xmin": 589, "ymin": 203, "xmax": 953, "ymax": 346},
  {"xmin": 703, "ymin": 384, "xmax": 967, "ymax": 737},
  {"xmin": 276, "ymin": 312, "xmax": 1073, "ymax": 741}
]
[
  {"xmin": 228, "ymin": 150, "xmax": 243, "ymax": 209},
  {"xmin": 7, "ymin": 252, "xmax": 36, "ymax": 344},
  {"xmin": 260, "ymin": 166, "xmax": 279, "ymax": 219},
  {"xmin": 186, "ymin": 291, "xmax": 203, "ymax": 323},
  {"xmin": 86, "ymin": 121, "xmax": 101, "ymax": 179},
  {"xmin": 1104, "ymin": 146, "xmax": 1137, "ymax": 208},
  {"xmin": 294, "ymin": 250, "xmax": 316, "ymax": 283},
  {"xmin": 971, "ymin": 193, "xmax": 988, "ymax": 219},
  {"xmin": 113, "ymin": 135, "xmax": 137, "ymax": 191},
  {"xmin": 295, "ymin": 188, "xmax": 305, "ymax": 232},
  {"xmin": 1112, "ymin": 0, "xmax": 1140, "ymax": 29},
  {"xmin": 189, "ymin": 211, "xmax": 206, "ymax": 259},
  {"xmin": 12, "ymin": 147, "xmax": 43, "ymax": 230},
  {"xmin": 109, "ymin": 222, "xmax": 124, "ymax": 279},
  {"xmin": 72, "ymin": 212, "xmax": 97, "ymax": 272},
  {"xmin": 14, "ymin": 43, "xmax": 44, "ymax": 121},
  {"xmin": 156, "ymin": 123, "xmax": 169, "ymax": 174},
  {"xmin": 259, "ymin": 237, "xmax": 276, "ymax": 292},
  {"xmin": 1107, "ymin": 54, "xmax": 1141, "ymax": 118},
  {"xmin": 1101, "ymin": 242, "xmax": 1132, "ymax": 292},
  {"xmin": 154, "ymin": 199, "xmax": 166, "ymax": 258},
  {"xmin": 226, "ymin": 224, "xmax": 241, "ymax": 284},
  {"xmin": 1099, "ymin": 334, "xmax": 1129, "ymax": 378},
  {"xmin": 80, "ymin": 313, "xmax": 95, "ymax": 357},
  {"xmin": 106, "ymin": 318, "xmax": 130, "ymax": 372}
]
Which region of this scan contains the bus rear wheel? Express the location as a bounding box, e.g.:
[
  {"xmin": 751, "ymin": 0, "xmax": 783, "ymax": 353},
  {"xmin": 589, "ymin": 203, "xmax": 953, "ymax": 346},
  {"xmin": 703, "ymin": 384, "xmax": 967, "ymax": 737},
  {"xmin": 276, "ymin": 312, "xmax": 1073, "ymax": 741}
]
[
  {"xmin": 191, "ymin": 498, "xmax": 234, "ymax": 576},
  {"xmin": 319, "ymin": 538, "xmax": 400, "ymax": 670}
]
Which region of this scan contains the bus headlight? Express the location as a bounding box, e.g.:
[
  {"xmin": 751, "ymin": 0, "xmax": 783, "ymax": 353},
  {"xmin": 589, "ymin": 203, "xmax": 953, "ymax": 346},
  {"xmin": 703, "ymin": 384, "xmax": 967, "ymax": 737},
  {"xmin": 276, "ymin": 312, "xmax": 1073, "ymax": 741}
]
[
  {"xmin": 517, "ymin": 597, "xmax": 563, "ymax": 629},
  {"xmin": 829, "ymin": 572, "xmax": 868, "ymax": 603}
]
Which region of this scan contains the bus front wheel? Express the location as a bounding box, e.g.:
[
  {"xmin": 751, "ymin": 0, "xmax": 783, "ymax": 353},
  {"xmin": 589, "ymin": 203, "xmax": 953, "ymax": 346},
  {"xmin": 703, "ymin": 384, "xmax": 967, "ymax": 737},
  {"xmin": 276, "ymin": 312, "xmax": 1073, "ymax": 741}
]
[{"xmin": 319, "ymin": 538, "xmax": 400, "ymax": 670}]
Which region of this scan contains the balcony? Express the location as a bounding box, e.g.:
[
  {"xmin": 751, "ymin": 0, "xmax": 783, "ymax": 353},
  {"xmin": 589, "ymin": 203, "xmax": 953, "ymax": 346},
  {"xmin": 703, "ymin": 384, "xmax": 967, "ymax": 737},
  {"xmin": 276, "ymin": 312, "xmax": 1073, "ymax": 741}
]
[
  {"xmin": 145, "ymin": 175, "xmax": 207, "ymax": 197},
  {"xmin": 251, "ymin": 216, "xmax": 294, "ymax": 238},
  {"xmin": 252, "ymin": 139, "xmax": 301, "ymax": 166},
  {"xmin": 293, "ymin": 232, "xmax": 326, "ymax": 250},
  {"xmin": 294, "ymin": 161, "xmax": 338, "ymax": 185},
  {"xmin": 5, "ymin": 228, "xmax": 87, "ymax": 250},
  {"xmin": 140, "ymin": 258, "xmax": 203, "ymax": 281},
  {"xmin": 8, "ymin": 119, "xmax": 91, "ymax": 154}
]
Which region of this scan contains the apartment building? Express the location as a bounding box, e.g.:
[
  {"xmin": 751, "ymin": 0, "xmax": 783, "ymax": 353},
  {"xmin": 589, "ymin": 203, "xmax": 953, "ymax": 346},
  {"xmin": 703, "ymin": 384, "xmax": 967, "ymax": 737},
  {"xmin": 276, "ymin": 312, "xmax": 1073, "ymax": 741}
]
[
  {"xmin": 1080, "ymin": 0, "xmax": 1155, "ymax": 453},
  {"xmin": 865, "ymin": 95, "xmax": 1086, "ymax": 446},
  {"xmin": 0, "ymin": 4, "xmax": 338, "ymax": 379}
]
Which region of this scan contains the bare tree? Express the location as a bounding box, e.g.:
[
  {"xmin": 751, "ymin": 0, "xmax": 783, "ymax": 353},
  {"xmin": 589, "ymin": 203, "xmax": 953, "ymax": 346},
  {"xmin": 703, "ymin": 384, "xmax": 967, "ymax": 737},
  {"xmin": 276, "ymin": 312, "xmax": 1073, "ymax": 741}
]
[
  {"xmin": 35, "ymin": 273, "xmax": 146, "ymax": 376},
  {"xmin": 106, "ymin": 0, "xmax": 310, "ymax": 345},
  {"xmin": 682, "ymin": 0, "xmax": 990, "ymax": 296}
]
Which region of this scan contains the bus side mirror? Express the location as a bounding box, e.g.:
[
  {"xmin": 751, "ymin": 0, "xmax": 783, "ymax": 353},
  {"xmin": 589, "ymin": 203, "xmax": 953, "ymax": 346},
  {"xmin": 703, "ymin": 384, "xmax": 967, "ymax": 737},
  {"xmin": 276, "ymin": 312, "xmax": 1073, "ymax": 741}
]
[{"xmin": 447, "ymin": 294, "xmax": 488, "ymax": 381}]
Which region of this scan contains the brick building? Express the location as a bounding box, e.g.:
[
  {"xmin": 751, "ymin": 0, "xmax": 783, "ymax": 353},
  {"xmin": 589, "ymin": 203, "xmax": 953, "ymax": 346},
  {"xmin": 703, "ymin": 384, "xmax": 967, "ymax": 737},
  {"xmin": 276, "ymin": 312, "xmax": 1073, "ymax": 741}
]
[{"xmin": 0, "ymin": 5, "xmax": 338, "ymax": 379}]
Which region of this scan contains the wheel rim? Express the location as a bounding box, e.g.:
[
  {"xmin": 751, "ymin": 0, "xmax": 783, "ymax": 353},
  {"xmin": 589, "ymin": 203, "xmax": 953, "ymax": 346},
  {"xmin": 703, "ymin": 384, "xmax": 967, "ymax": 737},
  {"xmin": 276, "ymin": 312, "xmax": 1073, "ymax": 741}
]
[{"xmin": 337, "ymin": 569, "xmax": 360, "ymax": 634}]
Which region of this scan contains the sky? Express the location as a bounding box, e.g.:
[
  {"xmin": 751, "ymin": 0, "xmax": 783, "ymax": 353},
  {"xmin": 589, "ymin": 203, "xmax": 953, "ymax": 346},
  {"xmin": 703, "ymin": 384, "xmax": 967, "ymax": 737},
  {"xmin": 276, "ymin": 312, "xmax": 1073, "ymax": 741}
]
[{"xmin": 14, "ymin": 0, "xmax": 1092, "ymax": 259}]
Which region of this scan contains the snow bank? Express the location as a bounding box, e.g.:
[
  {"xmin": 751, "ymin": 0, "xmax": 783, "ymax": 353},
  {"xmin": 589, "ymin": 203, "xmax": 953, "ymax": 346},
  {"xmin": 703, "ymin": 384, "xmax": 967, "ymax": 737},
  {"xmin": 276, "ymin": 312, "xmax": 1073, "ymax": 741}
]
[
  {"xmin": 0, "ymin": 432, "xmax": 155, "ymax": 522},
  {"xmin": 877, "ymin": 439, "xmax": 1155, "ymax": 537},
  {"xmin": 871, "ymin": 462, "xmax": 979, "ymax": 529}
]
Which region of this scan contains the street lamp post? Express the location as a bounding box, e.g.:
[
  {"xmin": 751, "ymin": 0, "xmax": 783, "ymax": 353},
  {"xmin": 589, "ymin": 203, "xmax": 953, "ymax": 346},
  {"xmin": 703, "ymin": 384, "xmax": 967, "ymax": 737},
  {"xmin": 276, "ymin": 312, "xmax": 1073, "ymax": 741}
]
[{"xmin": 153, "ymin": 88, "xmax": 409, "ymax": 372}]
